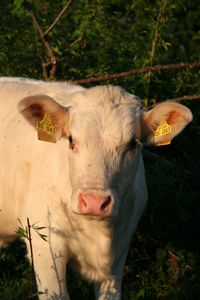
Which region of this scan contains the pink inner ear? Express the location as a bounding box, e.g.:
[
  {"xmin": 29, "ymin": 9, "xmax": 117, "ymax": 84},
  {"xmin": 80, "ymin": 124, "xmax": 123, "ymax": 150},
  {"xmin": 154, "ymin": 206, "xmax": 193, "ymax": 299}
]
[
  {"xmin": 167, "ymin": 111, "xmax": 180, "ymax": 125},
  {"xmin": 29, "ymin": 103, "xmax": 44, "ymax": 119}
]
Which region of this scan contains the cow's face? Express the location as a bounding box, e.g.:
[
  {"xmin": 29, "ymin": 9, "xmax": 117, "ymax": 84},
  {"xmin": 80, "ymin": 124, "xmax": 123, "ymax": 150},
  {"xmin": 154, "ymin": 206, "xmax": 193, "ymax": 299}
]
[
  {"xmin": 66, "ymin": 97, "xmax": 142, "ymax": 217},
  {"xmin": 19, "ymin": 85, "xmax": 192, "ymax": 218}
]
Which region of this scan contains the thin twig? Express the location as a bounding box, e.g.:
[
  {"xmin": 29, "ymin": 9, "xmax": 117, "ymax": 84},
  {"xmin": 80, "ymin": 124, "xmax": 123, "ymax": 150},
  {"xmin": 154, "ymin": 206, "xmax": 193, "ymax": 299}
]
[
  {"xmin": 27, "ymin": 218, "xmax": 35, "ymax": 299},
  {"xmin": 43, "ymin": 0, "xmax": 74, "ymax": 37},
  {"xmin": 150, "ymin": 0, "xmax": 169, "ymax": 66},
  {"xmin": 67, "ymin": 37, "xmax": 84, "ymax": 49},
  {"xmin": 145, "ymin": 0, "xmax": 169, "ymax": 102},
  {"xmin": 29, "ymin": 11, "xmax": 56, "ymax": 80},
  {"xmin": 74, "ymin": 62, "xmax": 200, "ymax": 84}
]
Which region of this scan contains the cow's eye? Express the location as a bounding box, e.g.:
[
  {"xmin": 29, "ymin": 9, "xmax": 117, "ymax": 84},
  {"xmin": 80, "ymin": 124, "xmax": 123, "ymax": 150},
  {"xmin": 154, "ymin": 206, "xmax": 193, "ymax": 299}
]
[{"xmin": 68, "ymin": 135, "xmax": 75, "ymax": 150}]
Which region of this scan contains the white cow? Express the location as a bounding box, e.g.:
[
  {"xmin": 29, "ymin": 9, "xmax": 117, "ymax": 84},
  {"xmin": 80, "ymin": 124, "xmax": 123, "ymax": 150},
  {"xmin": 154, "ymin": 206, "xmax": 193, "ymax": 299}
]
[{"xmin": 0, "ymin": 78, "xmax": 192, "ymax": 300}]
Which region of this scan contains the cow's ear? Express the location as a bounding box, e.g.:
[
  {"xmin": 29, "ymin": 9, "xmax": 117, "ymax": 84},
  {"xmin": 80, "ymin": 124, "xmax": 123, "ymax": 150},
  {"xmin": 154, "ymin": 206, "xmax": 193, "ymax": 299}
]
[
  {"xmin": 18, "ymin": 94, "xmax": 69, "ymax": 140},
  {"xmin": 143, "ymin": 101, "xmax": 193, "ymax": 146}
]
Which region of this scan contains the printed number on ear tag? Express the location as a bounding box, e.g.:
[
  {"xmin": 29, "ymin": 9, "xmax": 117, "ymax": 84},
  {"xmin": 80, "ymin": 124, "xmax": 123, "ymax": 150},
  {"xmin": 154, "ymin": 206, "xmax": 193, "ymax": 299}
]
[
  {"xmin": 37, "ymin": 114, "xmax": 57, "ymax": 143},
  {"xmin": 154, "ymin": 121, "xmax": 172, "ymax": 146},
  {"xmin": 154, "ymin": 121, "xmax": 172, "ymax": 137}
]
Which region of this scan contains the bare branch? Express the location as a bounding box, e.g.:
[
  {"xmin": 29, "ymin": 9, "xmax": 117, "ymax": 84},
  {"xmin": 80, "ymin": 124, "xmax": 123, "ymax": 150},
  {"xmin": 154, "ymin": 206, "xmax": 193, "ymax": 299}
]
[
  {"xmin": 30, "ymin": 12, "xmax": 56, "ymax": 63},
  {"xmin": 74, "ymin": 62, "xmax": 200, "ymax": 84},
  {"xmin": 29, "ymin": 11, "xmax": 56, "ymax": 80},
  {"xmin": 43, "ymin": 0, "xmax": 74, "ymax": 37},
  {"xmin": 39, "ymin": 55, "xmax": 48, "ymax": 80},
  {"xmin": 162, "ymin": 95, "xmax": 200, "ymax": 103}
]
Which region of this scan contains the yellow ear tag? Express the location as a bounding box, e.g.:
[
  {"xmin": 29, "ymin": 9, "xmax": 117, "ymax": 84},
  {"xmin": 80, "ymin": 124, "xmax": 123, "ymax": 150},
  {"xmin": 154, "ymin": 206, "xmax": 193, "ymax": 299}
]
[
  {"xmin": 156, "ymin": 140, "xmax": 171, "ymax": 146},
  {"xmin": 154, "ymin": 121, "xmax": 172, "ymax": 146},
  {"xmin": 37, "ymin": 114, "xmax": 57, "ymax": 143}
]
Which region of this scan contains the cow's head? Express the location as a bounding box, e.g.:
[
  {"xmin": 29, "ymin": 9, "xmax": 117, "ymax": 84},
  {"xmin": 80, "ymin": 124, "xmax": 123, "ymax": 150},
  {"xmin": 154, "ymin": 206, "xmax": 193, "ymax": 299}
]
[{"xmin": 19, "ymin": 86, "xmax": 192, "ymax": 218}]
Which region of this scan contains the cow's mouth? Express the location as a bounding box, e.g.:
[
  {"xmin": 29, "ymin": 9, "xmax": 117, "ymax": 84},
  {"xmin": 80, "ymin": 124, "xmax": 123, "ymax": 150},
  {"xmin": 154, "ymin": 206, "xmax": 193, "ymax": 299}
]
[{"xmin": 73, "ymin": 210, "xmax": 113, "ymax": 220}]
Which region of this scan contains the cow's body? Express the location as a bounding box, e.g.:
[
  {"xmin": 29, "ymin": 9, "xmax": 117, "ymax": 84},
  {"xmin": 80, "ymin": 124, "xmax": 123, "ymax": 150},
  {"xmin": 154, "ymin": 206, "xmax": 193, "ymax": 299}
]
[{"xmin": 0, "ymin": 78, "xmax": 192, "ymax": 300}]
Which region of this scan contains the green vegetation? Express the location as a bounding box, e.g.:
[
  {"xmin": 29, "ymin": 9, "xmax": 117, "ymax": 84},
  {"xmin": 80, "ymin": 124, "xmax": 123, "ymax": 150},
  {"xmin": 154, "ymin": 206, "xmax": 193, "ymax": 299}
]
[{"xmin": 0, "ymin": 0, "xmax": 200, "ymax": 299}]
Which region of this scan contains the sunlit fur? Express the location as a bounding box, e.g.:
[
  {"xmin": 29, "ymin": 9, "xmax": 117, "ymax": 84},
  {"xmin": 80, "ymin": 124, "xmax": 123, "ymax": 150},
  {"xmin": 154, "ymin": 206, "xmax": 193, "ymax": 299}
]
[{"xmin": 0, "ymin": 78, "xmax": 192, "ymax": 300}]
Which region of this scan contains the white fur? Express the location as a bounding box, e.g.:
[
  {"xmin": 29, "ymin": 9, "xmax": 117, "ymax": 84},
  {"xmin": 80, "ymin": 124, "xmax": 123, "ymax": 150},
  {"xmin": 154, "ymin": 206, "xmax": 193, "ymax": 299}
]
[{"xmin": 0, "ymin": 78, "xmax": 192, "ymax": 300}]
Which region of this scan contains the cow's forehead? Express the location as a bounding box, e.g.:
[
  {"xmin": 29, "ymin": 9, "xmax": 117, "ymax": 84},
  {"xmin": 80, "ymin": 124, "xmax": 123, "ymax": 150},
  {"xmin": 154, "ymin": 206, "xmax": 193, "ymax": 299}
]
[
  {"xmin": 66, "ymin": 85, "xmax": 142, "ymax": 144},
  {"xmin": 68, "ymin": 103, "xmax": 139, "ymax": 146},
  {"xmin": 70, "ymin": 85, "xmax": 141, "ymax": 107}
]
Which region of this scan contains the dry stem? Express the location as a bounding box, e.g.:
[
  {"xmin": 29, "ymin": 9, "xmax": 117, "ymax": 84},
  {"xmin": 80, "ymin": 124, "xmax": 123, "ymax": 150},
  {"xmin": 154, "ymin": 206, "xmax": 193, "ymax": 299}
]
[{"xmin": 27, "ymin": 217, "xmax": 35, "ymax": 299}]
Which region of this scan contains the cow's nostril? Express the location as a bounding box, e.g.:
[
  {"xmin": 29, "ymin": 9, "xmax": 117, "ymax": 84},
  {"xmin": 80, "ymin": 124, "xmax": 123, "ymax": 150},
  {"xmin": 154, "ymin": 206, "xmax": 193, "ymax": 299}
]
[
  {"xmin": 81, "ymin": 196, "xmax": 87, "ymax": 208},
  {"xmin": 101, "ymin": 196, "xmax": 112, "ymax": 210}
]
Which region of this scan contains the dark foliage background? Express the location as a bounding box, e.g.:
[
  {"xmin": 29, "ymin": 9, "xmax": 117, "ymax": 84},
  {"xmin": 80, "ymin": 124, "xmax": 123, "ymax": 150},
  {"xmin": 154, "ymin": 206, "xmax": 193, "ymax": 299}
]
[{"xmin": 0, "ymin": 0, "xmax": 200, "ymax": 299}]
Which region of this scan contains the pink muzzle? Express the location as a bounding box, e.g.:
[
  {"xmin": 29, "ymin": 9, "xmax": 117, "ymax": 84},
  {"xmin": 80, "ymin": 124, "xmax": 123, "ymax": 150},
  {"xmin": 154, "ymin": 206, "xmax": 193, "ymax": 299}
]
[{"xmin": 78, "ymin": 192, "xmax": 112, "ymax": 217}]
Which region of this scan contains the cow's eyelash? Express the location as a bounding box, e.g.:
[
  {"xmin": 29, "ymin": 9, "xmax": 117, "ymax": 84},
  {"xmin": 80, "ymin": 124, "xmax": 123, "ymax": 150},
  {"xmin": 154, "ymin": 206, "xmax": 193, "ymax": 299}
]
[
  {"xmin": 126, "ymin": 138, "xmax": 137, "ymax": 151},
  {"xmin": 68, "ymin": 135, "xmax": 73, "ymax": 143},
  {"xmin": 67, "ymin": 135, "xmax": 75, "ymax": 150}
]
